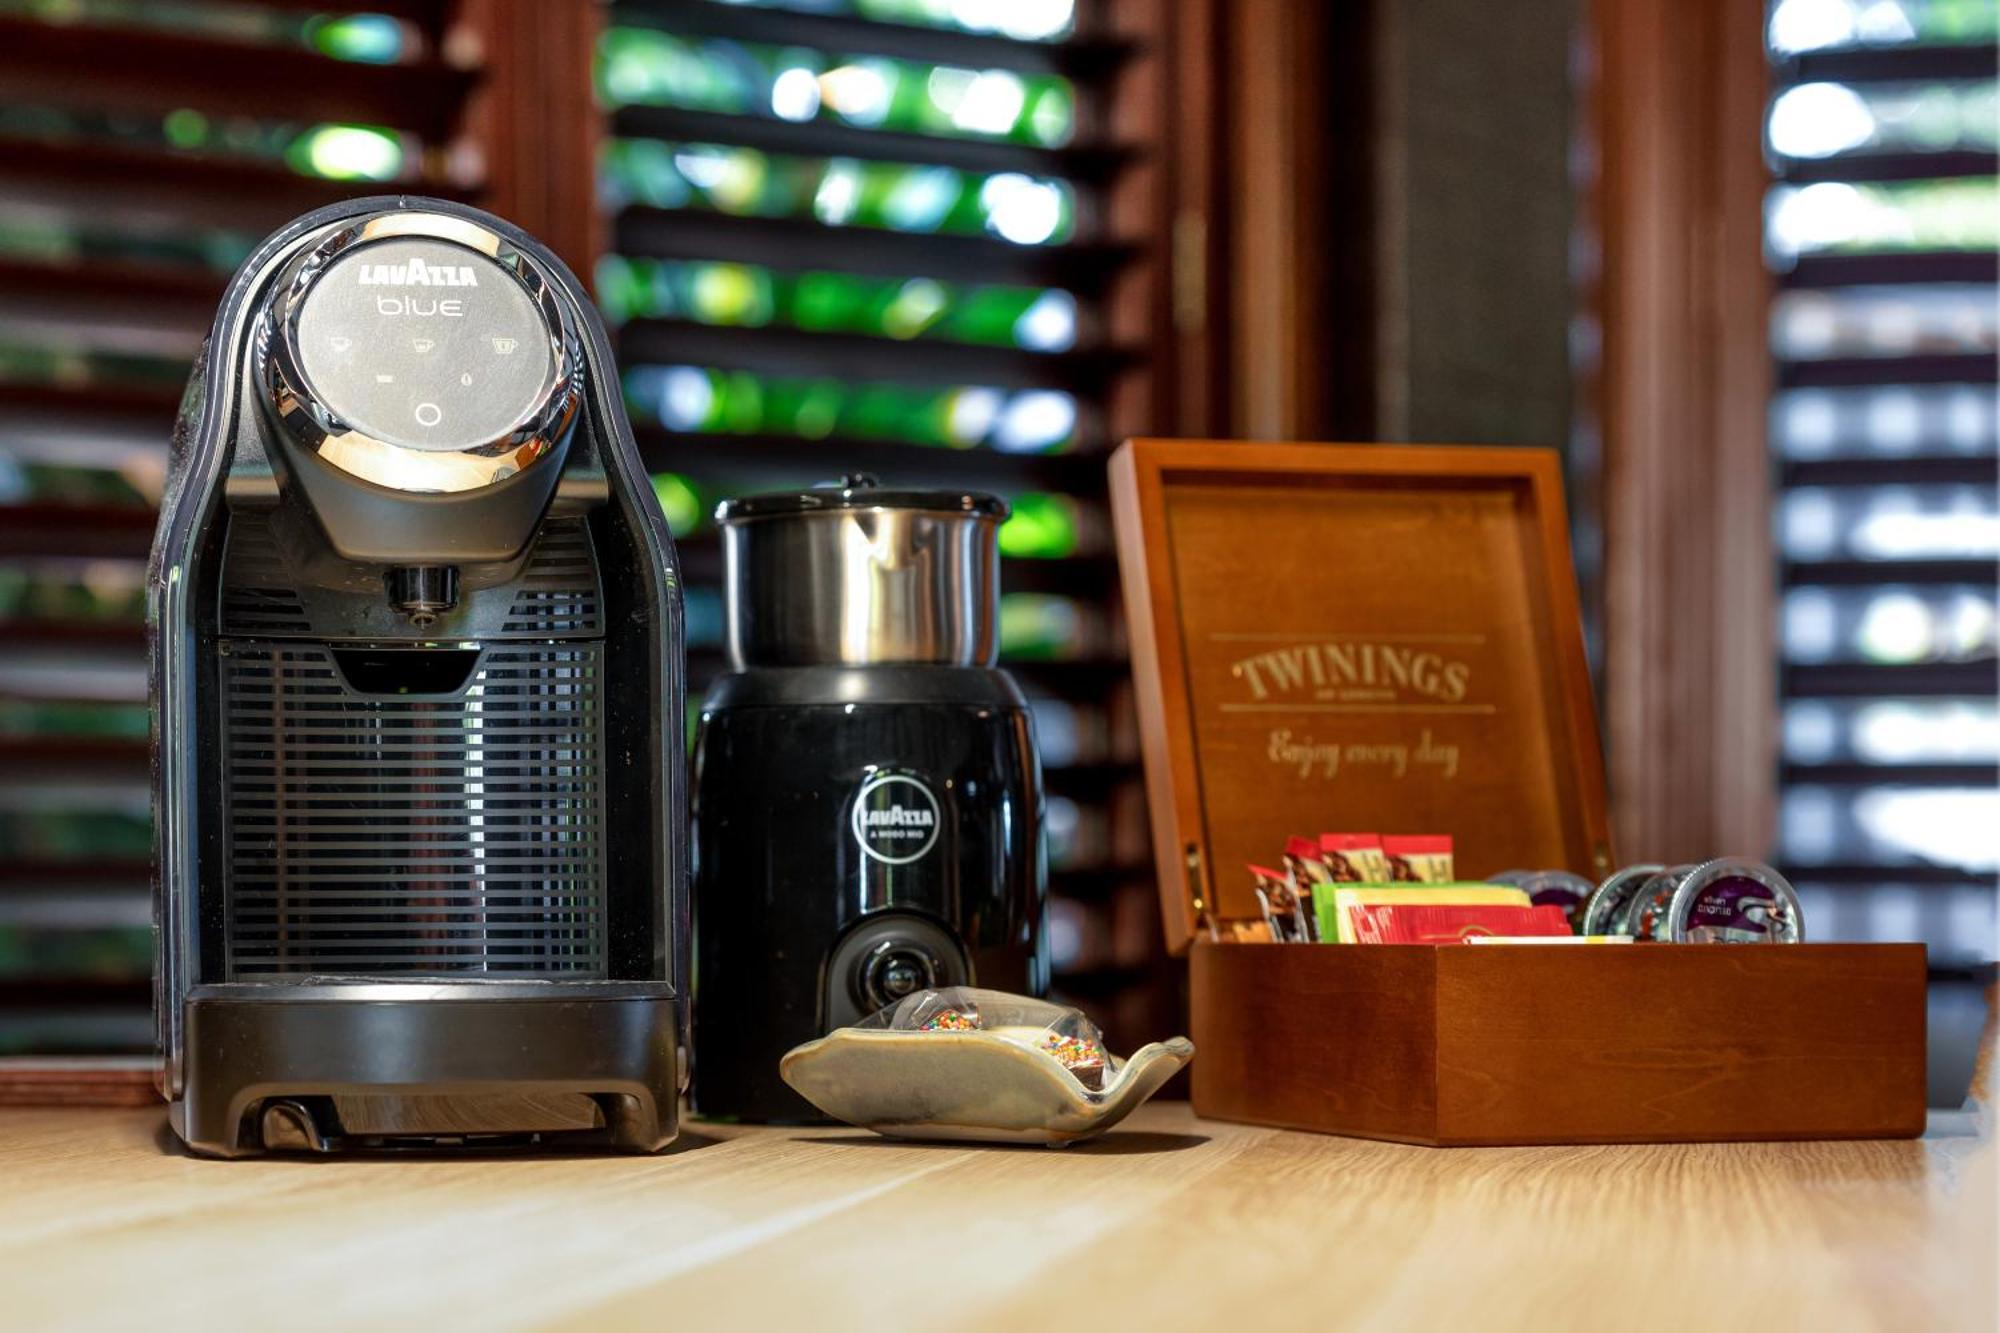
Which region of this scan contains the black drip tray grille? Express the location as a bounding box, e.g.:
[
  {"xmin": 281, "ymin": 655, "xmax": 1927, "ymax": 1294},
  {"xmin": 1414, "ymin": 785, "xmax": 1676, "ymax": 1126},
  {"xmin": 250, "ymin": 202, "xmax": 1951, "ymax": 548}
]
[{"xmin": 222, "ymin": 642, "xmax": 609, "ymax": 977}]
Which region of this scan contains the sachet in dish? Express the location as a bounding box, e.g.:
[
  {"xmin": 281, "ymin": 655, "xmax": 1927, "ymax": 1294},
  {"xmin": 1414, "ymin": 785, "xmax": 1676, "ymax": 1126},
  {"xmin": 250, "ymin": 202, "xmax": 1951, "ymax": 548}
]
[{"xmin": 780, "ymin": 987, "xmax": 1193, "ymax": 1145}]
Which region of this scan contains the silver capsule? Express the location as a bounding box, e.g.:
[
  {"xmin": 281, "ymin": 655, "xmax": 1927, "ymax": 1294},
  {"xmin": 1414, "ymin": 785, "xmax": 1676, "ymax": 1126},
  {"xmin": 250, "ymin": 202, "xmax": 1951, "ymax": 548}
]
[
  {"xmin": 1623, "ymin": 864, "xmax": 1699, "ymax": 941},
  {"xmin": 1667, "ymin": 858, "xmax": 1805, "ymax": 943},
  {"xmin": 1580, "ymin": 863, "xmax": 1663, "ymax": 937}
]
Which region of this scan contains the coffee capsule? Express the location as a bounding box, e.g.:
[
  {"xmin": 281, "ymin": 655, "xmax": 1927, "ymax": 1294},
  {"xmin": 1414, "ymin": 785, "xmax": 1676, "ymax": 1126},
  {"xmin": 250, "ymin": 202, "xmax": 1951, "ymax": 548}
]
[
  {"xmin": 1580, "ymin": 863, "xmax": 1663, "ymax": 937},
  {"xmin": 1497, "ymin": 870, "xmax": 1596, "ymax": 933},
  {"xmin": 1623, "ymin": 864, "xmax": 1698, "ymax": 941},
  {"xmin": 1667, "ymin": 858, "xmax": 1805, "ymax": 943}
]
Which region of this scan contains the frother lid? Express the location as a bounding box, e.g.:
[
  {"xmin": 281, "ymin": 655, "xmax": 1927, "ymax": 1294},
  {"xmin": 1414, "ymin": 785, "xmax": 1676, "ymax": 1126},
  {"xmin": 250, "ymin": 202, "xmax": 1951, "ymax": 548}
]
[{"xmin": 715, "ymin": 474, "xmax": 1009, "ymax": 523}]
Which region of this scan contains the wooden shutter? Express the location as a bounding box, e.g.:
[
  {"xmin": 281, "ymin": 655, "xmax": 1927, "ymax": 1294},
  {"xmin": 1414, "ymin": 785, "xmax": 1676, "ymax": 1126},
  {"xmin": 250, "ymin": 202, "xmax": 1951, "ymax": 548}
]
[
  {"xmin": 1761, "ymin": 11, "xmax": 1998, "ymax": 984},
  {"xmin": 0, "ymin": 0, "xmax": 594, "ymax": 1067},
  {"xmin": 593, "ymin": 0, "xmax": 1182, "ymax": 1037},
  {"xmin": 0, "ymin": 0, "xmax": 1196, "ymax": 1065}
]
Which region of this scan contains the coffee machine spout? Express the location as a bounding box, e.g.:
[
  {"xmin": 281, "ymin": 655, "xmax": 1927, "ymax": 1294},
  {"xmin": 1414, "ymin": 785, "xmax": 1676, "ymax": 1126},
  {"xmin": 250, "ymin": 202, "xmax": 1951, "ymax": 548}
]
[{"xmin": 385, "ymin": 564, "xmax": 460, "ymax": 625}]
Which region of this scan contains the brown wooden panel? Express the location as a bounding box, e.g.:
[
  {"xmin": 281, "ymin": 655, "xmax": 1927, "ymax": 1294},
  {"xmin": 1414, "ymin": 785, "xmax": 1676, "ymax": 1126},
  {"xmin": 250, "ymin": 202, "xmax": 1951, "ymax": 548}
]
[
  {"xmin": 0, "ymin": 258, "xmax": 225, "ymax": 312},
  {"xmin": 454, "ymin": 0, "xmax": 604, "ymax": 281},
  {"xmin": 0, "ymin": 381, "xmax": 182, "ymax": 429},
  {"xmin": 0, "ymin": 1058, "xmax": 157, "ymax": 1109},
  {"xmin": 1190, "ymin": 940, "xmax": 1437, "ymax": 1143},
  {"xmin": 1189, "ymin": 941, "xmax": 1927, "ymax": 1146},
  {"xmin": 0, "ymin": 505, "xmax": 157, "ymax": 560},
  {"xmin": 1111, "ymin": 438, "xmax": 1612, "ymax": 949},
  {"xmin": 0, "ymin": 623, "xmax": 147, "ymax": 650},
  {"xmin": 0, "ymin": 137, "xmax": 464, "ymax": 233},
  {"xmin": 1222, "ymin": 0, "xmax": 1331, "ymax": 438},
  {"xmin": 0, "ymin": 861, "xmax": 151, "ymax": 889},
  {"xmin": 1590, "ymin": 0, "xmax": 1775, "ymax": 863},
  {"xmin": 0, "ymin": 17, "xmax": 477, "ymax": 139},
  {"xmin": 249, "ymin": 0, "xmax": 453, "ymax": 21},
  {"xmin": 1434, "ymin": 943, "xmax": 1929, "ymax": 1145},
  {"xmin": 0, "ymin": 739, "xmax": 149, "ymax": 781}
]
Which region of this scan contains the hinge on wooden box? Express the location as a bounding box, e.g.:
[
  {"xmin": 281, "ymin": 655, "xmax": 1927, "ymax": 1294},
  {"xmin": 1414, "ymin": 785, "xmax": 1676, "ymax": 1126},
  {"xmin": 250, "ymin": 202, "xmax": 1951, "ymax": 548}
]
[{"xmin": 1183, "ymin": 843, "xmax": 1207, "ymax": 919}]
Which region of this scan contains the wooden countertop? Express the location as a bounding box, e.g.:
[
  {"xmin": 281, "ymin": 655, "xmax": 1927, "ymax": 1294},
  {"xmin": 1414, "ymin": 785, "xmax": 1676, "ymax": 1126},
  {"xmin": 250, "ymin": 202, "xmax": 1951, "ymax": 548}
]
[{"xmin": 2, "ymin": 1104, "xmax": 1992, "ymax": 1331}]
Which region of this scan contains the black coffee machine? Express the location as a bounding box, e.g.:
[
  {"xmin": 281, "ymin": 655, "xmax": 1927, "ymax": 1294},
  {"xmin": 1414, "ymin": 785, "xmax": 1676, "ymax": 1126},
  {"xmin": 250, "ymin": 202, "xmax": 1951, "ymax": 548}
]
[
  {"xmin": 149, "ymin": 198, "xmax": 687, "ymax": 1155},
  {"xmin": 691, "ymin": 478, "xmax": 1048, "ymax": 1120}
]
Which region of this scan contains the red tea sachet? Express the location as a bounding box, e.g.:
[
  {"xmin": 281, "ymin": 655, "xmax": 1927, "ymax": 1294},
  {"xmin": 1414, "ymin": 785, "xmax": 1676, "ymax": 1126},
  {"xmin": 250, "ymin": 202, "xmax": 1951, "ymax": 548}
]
[
  {"xmin": 1349, "ymin": 902, "xmax": 1572, "ymax": 944},
  {"xmin": 1319, "ymin": 832, "xmax": 1390, "ymax": 882},
  {"xmin": 1383, "ymin": 834, "xmax": 1454, "ymax": 883}
]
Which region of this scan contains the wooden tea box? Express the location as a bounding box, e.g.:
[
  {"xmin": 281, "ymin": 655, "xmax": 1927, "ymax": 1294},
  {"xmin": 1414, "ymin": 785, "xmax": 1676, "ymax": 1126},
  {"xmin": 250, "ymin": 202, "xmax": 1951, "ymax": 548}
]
[{"xmin": 1110, "ymin": 438, "xmax": 1927, "ymax": 1145}]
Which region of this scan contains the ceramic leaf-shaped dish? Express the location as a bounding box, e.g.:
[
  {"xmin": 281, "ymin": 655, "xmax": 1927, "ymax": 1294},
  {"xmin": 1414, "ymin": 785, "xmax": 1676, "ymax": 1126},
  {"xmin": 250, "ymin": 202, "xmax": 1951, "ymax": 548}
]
[{"xmin": 779, "ymin": 989, "xmax": 1194, "ymax": 1145}]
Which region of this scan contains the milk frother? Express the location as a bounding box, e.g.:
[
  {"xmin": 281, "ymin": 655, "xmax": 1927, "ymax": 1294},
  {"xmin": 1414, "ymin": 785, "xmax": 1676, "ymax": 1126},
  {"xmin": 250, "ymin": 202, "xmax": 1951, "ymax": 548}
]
[{"xmin": 690, "ymin": 477, "xmax": 1049, "ymax": 1121}]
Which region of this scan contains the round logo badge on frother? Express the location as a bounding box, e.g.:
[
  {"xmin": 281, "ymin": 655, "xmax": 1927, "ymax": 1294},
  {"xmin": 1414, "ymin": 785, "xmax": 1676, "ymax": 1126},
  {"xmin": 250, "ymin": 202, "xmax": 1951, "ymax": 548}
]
[{"xmin": 850, "ymin": 772, "xmax": 941, "ymax": 865}]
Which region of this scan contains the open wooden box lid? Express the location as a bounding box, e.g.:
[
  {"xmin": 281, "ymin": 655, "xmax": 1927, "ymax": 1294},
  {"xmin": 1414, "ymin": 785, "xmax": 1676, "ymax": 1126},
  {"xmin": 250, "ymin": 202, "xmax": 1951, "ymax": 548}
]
[{"xmin": 1110, "ymin": 440, "xmax": 1615, "ymax": 953}]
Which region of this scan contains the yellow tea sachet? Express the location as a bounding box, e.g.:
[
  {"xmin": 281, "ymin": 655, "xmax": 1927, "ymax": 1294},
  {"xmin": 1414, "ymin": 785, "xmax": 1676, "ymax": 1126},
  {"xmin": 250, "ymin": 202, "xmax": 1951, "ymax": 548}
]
[{"xmin": 1319, "ymin": 884, "xmax": 1530, "ymax": 944}]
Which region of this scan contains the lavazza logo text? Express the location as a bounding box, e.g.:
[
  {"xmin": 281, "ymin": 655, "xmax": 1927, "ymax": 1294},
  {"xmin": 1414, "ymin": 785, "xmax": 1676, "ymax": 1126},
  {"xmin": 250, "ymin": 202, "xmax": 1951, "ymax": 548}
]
[
  {"xmin": 861, "ymin": 805, "xmax": 935, "ymax": 831},
  {"xmin": 850, "ymin": 773, "xmax": 941, "ymax": 865},
  {"xmin": 356, "ymin": 257, "xmax": 480, "ymax": 288}
]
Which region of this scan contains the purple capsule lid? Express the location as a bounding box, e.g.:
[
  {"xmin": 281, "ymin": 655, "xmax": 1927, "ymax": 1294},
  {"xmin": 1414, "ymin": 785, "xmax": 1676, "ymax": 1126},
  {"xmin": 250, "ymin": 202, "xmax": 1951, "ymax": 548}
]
[{"xmin": 1666, "ymin": 858, "xmax": 1805, "ymax": 944}]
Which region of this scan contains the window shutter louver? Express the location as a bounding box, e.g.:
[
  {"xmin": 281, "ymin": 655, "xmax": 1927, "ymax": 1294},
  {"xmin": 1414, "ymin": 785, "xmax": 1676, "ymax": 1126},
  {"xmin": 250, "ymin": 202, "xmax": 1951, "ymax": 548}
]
[
  {"xmin": 594, "ymin": 0, "xmax": 1174, "ymax": 1034},
  {"xmin": 1762, "ymin": 0, "xmax": 1999, "ymax": 984},
  {"xmin": 0, "ymin": 0, "xmax": 1182, "ymax": 1065},
  {"xmin": 0, "ymin": 0, "xmax": 584, "ymax": 1066}
]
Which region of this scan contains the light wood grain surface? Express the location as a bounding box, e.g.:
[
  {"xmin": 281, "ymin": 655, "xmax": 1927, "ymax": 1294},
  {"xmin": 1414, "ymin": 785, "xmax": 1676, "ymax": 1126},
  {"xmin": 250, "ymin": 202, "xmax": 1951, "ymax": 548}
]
[{"xmin": 0, "ymin": 1104, "xmax": 1991, "ymax": 1332}]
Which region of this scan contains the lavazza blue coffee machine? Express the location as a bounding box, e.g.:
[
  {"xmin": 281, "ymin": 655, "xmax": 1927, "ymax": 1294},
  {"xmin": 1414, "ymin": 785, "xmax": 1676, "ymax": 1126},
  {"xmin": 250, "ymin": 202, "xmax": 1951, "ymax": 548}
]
[{"xmin": 149, "ymin": 198, "xmax": 687, "ymax": 1155}]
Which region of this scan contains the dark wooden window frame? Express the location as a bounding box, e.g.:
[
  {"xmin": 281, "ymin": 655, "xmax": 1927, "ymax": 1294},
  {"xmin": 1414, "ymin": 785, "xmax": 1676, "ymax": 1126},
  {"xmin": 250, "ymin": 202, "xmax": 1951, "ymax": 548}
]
[{"xmin": 1587, "ymin": 0, "xmax": 1776, "ymax": 862}]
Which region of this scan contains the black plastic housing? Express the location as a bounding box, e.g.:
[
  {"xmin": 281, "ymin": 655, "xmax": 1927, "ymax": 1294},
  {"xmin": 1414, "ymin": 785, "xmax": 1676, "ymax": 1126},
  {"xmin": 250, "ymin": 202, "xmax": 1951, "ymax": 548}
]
[
  {"xmin": 690, "ymin": 666, "xmax": 1048, "ymax": 1121},
  {"xmin": 148, "ymin": 197, "xmax": 687, "ymax": 1156}
]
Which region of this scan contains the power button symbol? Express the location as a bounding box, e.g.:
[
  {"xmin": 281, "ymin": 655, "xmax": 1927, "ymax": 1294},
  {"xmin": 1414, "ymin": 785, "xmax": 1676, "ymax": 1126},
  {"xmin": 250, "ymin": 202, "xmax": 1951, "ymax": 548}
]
[{"xmin": 413, "ymin": 402, "xmax": 443, "ymax": 427}]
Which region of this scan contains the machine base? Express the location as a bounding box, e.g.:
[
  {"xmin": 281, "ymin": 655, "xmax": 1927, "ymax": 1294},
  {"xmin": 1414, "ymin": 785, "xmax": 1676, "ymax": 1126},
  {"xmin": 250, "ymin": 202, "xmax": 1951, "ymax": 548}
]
[{"xmin": 169, "ymin": 981, "xmax": 682, "ymax": 1157}]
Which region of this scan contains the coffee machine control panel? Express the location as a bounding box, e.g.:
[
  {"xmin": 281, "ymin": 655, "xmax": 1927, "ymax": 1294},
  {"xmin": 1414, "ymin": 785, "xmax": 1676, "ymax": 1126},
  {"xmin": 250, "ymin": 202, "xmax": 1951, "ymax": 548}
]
[
  {"xmin": 257, "ymin": 214, "xmax": 581, "ymax": 494},
  {"xmin": 293, "ymin": 237, "xmax": 558, "ymax": 453}
]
